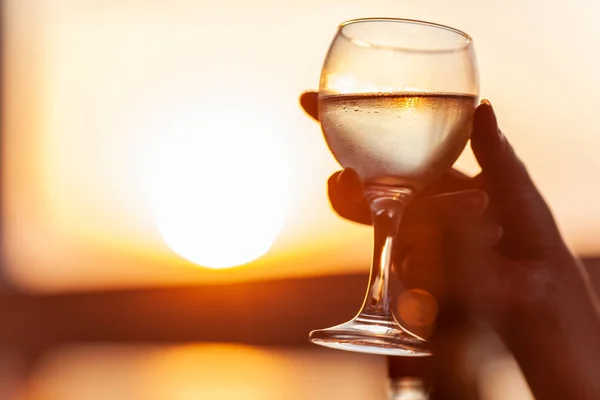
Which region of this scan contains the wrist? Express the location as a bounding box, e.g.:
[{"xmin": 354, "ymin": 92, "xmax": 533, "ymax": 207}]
[{"xmin": 500, "ymin": 252, "xmax": 600, "ymax": 398}]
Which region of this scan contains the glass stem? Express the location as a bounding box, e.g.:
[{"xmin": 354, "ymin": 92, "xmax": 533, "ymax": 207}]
[{"xmin": 357, "ymin": 187, "xmax": 413, "ymax": 320}]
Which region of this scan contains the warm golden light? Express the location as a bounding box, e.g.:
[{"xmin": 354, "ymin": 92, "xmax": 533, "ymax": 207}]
[
  {"xmin": 4, "ymin": 0, "xmax": 600, "ymax": 291},
  {"xmin": 26, "ymin": 344, "xmax": 387, "ymax": 400},
  {"xmin": 143, "ymin": 99, "xmax": 289, "ymax": 269},
  {"xmin": 397, "ymin": 288, "xmax": 438, "ymax": 339}
]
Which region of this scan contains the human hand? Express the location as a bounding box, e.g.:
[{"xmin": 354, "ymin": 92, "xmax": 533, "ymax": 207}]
[
  {"xmin": 300, "ymin": 90, "xmax": 600, "ymax": 399},
  {"xmin": 300, "ymin": 91, "xmax": 568, "ymax": 315}
]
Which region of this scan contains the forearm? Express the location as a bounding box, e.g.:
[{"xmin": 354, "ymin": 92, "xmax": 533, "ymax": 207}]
[{"xmin": 505, "ymin": 256, "xmax": 600, "ymax": 399}]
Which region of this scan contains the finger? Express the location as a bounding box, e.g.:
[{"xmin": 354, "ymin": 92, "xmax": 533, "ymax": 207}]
[
  {"xmin": 393, "ymin": 219, "xmax": 502, "ymax": 342},
  {"xmin": 327, "ymin": 169, "xmax": 371, "ymax": 225},
  {"xmin": 397, "ymin": 220, "xmax": 505, "ymax": 309},
  {"xmin": 396, "ymin": 191, "xmax": 491, "ymax": 254},
  {"xmin": 327, "ymin": 170, "xmax": 488, "ymax": 227},
  {"xmin": 440, "ymin": 220, "xmax": 509, "ymax": 306},
  {"xmin": 300, "ymin": 91, "xmax": 319, "ymax": 121},
  {"xmin": 411, "ymin": 190, "xmax": 489, "ymax": 220},
  {"xmin": 418, "ymin": 169, "xmax": 485, "ymax": 199},
  {"xmin": 471, "ymin": 101, "xmax": 562, "ymax": 257},
  {"xmin": 400, "ymin": 190, "xmax": 489, "ymax": 240},
  {"xmin": 390, "ymin": 190, "xmax": 490, "ymax": 253},
  {"xmin": 471, "ymin": 101, "xmax": 533, "ymax": 188}
]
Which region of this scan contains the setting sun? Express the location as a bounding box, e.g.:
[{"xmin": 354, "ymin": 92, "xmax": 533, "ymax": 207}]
[{"xmin": 143, "ymin": 98, "xmax": 289, "ymax": 269}]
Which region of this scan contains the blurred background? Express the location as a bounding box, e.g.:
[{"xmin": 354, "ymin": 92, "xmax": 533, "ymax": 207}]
[{"xmin": 1, "ymin": 0, "xmax": 599, "ymax": 398}]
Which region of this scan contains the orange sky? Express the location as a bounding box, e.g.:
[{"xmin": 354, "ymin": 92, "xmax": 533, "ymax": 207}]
[{"xmin": 3, "ymin": 0, "xmax": 599, "ymax": 292}]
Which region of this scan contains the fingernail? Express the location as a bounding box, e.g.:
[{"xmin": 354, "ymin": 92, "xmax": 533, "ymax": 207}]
[{"xmin": 479, "ymin": 99, "xmax": 502, "ymax": 139}]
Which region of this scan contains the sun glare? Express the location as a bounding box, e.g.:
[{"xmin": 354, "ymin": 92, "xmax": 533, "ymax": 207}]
[{"xmin": 143, "ymin": 99, "xmax": 289, "ymax": 269}]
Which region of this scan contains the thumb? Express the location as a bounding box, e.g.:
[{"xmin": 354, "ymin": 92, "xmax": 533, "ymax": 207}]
[
  {"xmin": 471, "ymin": 100, "xmax": 564, "ymax": 257},
  {"xmin": 471, "ymin": 100, "xmax": 533, "ymax": 189}
]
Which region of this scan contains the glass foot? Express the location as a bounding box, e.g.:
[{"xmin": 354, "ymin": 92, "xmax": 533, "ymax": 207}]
[{"xmin": 309, "ymin": 315, "xmax": 431, "ymax": 356}]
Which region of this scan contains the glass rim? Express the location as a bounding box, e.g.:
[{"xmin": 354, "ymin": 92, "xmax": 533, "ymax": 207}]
[{"xmin": 338, "ymin": 18, "xmax": 473, "ymax": 52}]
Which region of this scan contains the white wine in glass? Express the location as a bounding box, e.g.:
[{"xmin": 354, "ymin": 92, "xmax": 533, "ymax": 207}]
[
  {"xmin": 309, "ymin": 18, "xmax": 479, "ymax": 356},
  {"xmin": 320, "ymin": 93, "xmax": 476, "ymax": 190}
]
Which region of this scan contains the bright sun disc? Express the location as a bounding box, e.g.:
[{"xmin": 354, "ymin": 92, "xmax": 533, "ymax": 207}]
[{"xmin": 144, "ymin": 99, "xmax": 289, "ymax": 269}]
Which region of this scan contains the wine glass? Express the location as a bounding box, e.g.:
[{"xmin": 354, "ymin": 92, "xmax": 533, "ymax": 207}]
[{"xmin": 309, "ymin": 18, "xmax": 479, "ymax": 356}]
